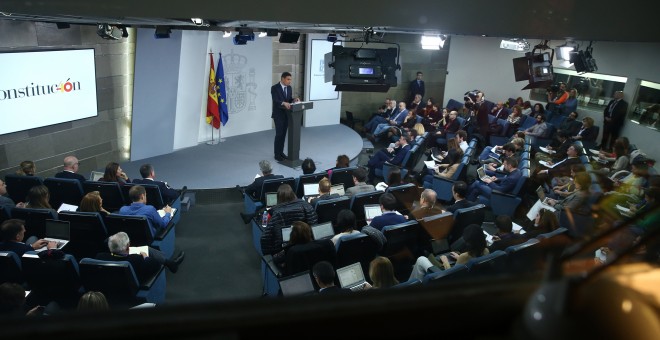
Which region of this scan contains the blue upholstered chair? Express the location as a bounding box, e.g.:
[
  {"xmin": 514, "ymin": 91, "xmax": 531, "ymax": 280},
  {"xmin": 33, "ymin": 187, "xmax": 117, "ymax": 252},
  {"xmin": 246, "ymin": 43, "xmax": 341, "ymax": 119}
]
[
  {"xmin": 104, "ymin": 214, "xmax": 176, "ymax": 258},
  {"xmin": 350, "ymin": 191, "xmax": 384, "ymax": 227},
  {"xmin": 422, "ymin": 263, "xmax": 469, "ymax": 284},
  {"xmin": 44, "ymin": 177, "xmax": 84, "ymax": 211},
  {"xmin": 0, "ymin": 251, "xmax": 23, "ymax": 285},
  {"xmin": 4, "ymin": 174, "xmax": 43, "ymax": 204},
  {"xmin": 83, "ymin": 181, "xmax": 126, "ymax": 213},
  {"xmin": 10, "ymin": 207, "xmax": 57, "ymax": 239},
  {"xmin": 22, "ymin": 252, "xmax": 83, "ymax": 308},
  {"xmin": 58, "ymin": 211, "xmax": 109, "ymax": 260}
]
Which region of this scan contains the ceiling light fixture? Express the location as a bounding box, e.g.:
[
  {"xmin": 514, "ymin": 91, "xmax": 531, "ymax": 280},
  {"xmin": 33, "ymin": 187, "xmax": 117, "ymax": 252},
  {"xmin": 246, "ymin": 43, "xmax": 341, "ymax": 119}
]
[
  {"xmin": 191, "ymin": 18, "xmax": 204, "ymax": 26},
  {"xmin": 258, "ymin": 32, "xmax": 267, "ymax": 38},
  {"xmin": 327, "ymin": 33, "xmax": 337, "ymax": 42},
  {"xmin": 500, "ymin": 38, "xmax": 529, "ymax": 52},
  {"xmin": 223, "ymin": 31, "xmax": 231, "ymax": 38},
  {"xmin": 421, "ymin": 34, "xmax": 446, "ymax": 50}
]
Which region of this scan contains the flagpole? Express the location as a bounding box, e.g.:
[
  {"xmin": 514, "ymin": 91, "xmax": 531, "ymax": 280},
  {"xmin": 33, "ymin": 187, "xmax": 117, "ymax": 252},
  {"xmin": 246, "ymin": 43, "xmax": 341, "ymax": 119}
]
[
  {"xmin": 206, "ymin": 49, "xmax": 219, "ymax": 145},
  {"xmin": 217, "ymin": 51, "xmax": 226, "ymax": 143}
]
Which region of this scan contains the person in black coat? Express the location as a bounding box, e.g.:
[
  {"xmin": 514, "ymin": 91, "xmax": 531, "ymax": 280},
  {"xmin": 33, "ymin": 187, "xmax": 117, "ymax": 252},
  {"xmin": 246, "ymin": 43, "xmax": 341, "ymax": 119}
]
[
  {"xmin": 312, "ymin": 261, "xmax": 354, "ymax": 294},
  {"xmin": 132, "ymin": 163, "xmax": 182, "ymax": 204},
  {"xmin": 271, "ymin": 72, "xmax": 299, "ymax": 161},
  {"xmin": 96, "ymin": 232, "xmax": 162, "ymax": 285},
  {"xmin": 245, "ymin": 160, "xmax": 284, "ymax": 200},
  {"xmin": 54, "ymin": 155, "xmax": 86, "ymax": 183},
  {"xmin": 443, "ymin": 181, "xmax": 476, "ymax": 213},
  {"xmin": 601, "ymin": 91, "xmax": 628, "ymax": 150},
  {"xmin": 408, "ymin": 71, "xmax": 425, "ymax": 102}
]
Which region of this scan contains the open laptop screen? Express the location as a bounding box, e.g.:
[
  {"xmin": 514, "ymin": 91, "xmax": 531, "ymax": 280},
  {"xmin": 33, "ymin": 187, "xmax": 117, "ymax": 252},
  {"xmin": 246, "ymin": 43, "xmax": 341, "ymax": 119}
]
[
  {"xmin": 312, "ymin": 222, "xmax": 334, "ymax": 240},
  {"xmin": 303, "ymin": 183, "xmax": 318, "ymax": 197},
  {"xmin": 336, "ymin": 262, "xmax": 365, "ymax": 289},
  {"xmin": 279, "ymin": 271, "xmax": 315, "ymax": 296},
  {"xmin": 45, "ymin": 219, "xmax": 70, "ymax": 240},
  {"xmin": 265, "ymin": 192, "xmax": 278, "ymax": 207},
  {"xmin": 364, "ymin": 204, "xmax": 382, "ymax": 225},
  {"xmin": 536, "ymin": 186, "xmax": 546, "ymax": 201},
  {"xmin": 90, "ymin": 171, "xmax": 104, "ymax": 181},
  {"xmin": 330, "ymin": 184, "xmax": 345, "ymax": 196}
]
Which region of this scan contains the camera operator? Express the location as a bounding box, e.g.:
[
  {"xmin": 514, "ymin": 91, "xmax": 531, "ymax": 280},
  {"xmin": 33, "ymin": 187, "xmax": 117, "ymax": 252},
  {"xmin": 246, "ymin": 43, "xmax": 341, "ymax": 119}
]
[{"xmin": 464, "ymin": 89, "xmax": 490, "ymax": 145}]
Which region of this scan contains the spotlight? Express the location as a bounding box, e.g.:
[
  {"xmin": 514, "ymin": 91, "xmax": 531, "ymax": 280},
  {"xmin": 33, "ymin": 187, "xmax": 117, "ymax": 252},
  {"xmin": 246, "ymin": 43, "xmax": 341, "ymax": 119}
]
[
  {"xmin": 154, "ymin": 26, "xmax": 171, "ymax": 39},
  {"xmin": 223, "ymin": 31, "xmax": 231, "ymax": 38},
  {"xmin": 120, "ymin": 26, "xmax": 129, "ymax": 38},
  {"xmin": 555, "ymin": 44, "xmax": 575, "ymax": 61},
  {"xmin": 233, "ymin": 32, "xmax": 255, "ymax": 45},
  {"xmin": 97, "ymin": 24, "xmax": 122, "ymax": 40},
  {"xmin": 266, "ymin": 29, "xmax": 279, "ymax": 37},
  {"xmin": 327, "ymin": 33, "xmax": 337, "ymax": 42},
  {"xmin": 421, "ymin": 34, "xmax": 446, "ymax": 49},
  {"xmin": 191, "ymin": 18, "xmax": 204, "ymax": 26},
  {"xmin": 570, "ymin": 42, "xmax": 597, "ymax": 74},
  {"xmin": 258, "ymin": 32, "xmax": 267, "ymax": 38}
]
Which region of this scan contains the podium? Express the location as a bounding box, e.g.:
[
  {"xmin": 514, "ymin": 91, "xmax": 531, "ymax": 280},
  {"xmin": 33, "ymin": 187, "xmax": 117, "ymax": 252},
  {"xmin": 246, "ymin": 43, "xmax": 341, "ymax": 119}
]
[{"xmin": 279, "ymin": 101, "xmax": 313, "ymax": 168}]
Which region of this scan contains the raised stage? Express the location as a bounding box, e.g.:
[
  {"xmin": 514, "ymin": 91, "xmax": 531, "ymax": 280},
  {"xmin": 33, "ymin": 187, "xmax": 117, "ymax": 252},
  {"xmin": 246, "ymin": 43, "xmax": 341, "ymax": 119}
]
[{"xmin": 121, "ymin": 124, "xmax": 364, "ymax": 190}]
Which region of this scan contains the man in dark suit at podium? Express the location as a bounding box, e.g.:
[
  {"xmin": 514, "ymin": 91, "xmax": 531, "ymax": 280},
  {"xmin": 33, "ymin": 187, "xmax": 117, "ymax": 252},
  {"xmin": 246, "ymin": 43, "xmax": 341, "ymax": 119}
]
[{"xmin": 271, "ymin": 72, "xmax": 300, "ymax": 162}]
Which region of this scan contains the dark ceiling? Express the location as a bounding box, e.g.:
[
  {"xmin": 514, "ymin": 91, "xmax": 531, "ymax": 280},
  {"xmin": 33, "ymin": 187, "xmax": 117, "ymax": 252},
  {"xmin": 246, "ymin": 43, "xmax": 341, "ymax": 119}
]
[{"xmin": 1, "ymin": 0, "xmax": 658, "ymax": 43}]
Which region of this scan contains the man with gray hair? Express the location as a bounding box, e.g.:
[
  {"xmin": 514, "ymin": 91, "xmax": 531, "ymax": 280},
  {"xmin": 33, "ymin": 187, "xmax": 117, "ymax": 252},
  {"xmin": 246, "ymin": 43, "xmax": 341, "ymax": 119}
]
[
  {"xmin": 245, "ymin": 160, "xmax": 283, "ymax": 200},
  {"xmin": 96, "ymin": 232, "xmax": 184, "ymax": 283},
  {"xmin": 411, "ymin": 189, "xmax": 443, "ymax": 220},
  {"xmin": 54, "ymin": 155, "xmax": 86, "ymax": 183}
]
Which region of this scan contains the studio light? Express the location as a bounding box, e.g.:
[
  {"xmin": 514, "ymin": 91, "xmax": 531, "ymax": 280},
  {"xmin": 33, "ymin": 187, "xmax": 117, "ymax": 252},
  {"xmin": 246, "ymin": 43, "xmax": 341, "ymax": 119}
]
[
  {"xmin": 191, "ymin": 18, "xmax": 204, "ymax": 26},
  {"xmin": 555, "ymin": 44, "xmax": 575, "ymax": 61},
  {"xmin": 570, "ymin": 42, "xmax": 598, "ymax": 74},
  {"xmin": 223, "ymin": 31, "xmax": 231, "ymax": 38},
  {"xmin": 97, "ymin": 24, "xmax": 122, "ymax": 40},
  {"xmin": 266, "ymin": 29, "xmax": 279, "ymax": 37},
  {"xmin": 279, "ymin": 31, "xmax": 300, "ymax": 43},
  {"xmin": 421, "ymin": 34, "xmax": 446, "ymax": 50},
  {"xmin": 233, "ymin": 32, "xmax": 255, "ymax": 45},
  {"xmin": 327, "ymin": 33, "xmax": 337, "ymax": 42},
  {"xmin": 258, "ymin": 32, "xmax": 267, "ymax": 38},
  {"xmin": 500, "ymin": 38, "xmax": 529, "ymax": 52},
  {"xmin": 120, "ymin": 26, "xmax": 129, "ymax": 38}
]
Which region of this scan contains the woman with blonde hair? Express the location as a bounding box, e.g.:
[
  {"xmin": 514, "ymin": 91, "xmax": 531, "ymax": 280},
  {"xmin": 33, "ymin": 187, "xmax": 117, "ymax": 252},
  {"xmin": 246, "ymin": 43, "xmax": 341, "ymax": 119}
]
[
  {"xmin": 77, "ymin": 291, "xmax": 110, "ymax": 312},
  {"xmin": 16, "ymin": 161, "xmax": 36, "ymax": 176},
  {"xmin": 368, "ymin": 256, "xmax": 399, "ymax": 289}
]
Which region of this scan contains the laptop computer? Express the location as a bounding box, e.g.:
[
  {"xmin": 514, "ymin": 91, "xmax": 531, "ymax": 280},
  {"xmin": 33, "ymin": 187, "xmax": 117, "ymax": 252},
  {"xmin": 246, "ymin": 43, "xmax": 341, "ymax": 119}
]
[
  {"xmin": 279, "ymin": 271, "xmax": 316, "ymax": 297},
  {"xmin": 265, "ymin": 192, "xmax": 278, "ymax": 208},
  {"xmin": 35, "ymin": 219, "xmax": 70, "ymax": 251},
  {"xmin": 312, "ymin": 221, "xmax": 335, "ymax": 240},
  {"xmin": 281, "ymin": 226, "xmax": 293, "ymax": 247},
  {"xmin": 90, "ymin": 171, "xmax": 104, "ymax": 181},
  {"xmin": 536, "ymin": 186, "xmax": 551, "ymax": 204},
  {"xmin": 330, "ymin": 184, "xmax": 345, "ymax": 196},
  {"xmin": 363, "ymin": 204, "xmax": 382, "ymax": 225},
  {"xmin": 303, "ymin": 183, "xmax": 319, "ymax": 200},
  {"xmin": 476, "ymin": 166, "xmax": 491, "ymax": 181},
  {"xmin": 336, "ymin": 262, "xmax": 368, "ymax": 291}
]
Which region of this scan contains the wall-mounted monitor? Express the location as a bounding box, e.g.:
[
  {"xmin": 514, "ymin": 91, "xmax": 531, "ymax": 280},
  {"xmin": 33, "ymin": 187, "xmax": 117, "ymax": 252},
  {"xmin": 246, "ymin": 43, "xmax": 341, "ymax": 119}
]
[{"xmin": 0, "ymin": 48, "xmax": 98, "ymax": 135}]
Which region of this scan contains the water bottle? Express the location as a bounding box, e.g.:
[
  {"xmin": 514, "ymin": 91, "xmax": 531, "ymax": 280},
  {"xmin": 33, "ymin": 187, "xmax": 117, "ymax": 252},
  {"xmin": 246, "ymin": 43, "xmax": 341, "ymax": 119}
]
[{"xmin": 261, "ymin": 210, "xmax": 269, "ymax": 226}]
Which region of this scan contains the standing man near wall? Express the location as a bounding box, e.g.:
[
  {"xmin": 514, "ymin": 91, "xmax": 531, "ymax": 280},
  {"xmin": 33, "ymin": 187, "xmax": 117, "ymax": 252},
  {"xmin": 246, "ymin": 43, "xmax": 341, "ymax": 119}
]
[
  {"xmin": 271, "ymin": 72, "xmax": 299, "ymax": 162},
  {"xmin": 408, "ymin": 71, "xmax": 425, "ymax": 103},
  {"xmin": 600, "ymin": 91, "xmax": 628, "ymax": 151}
]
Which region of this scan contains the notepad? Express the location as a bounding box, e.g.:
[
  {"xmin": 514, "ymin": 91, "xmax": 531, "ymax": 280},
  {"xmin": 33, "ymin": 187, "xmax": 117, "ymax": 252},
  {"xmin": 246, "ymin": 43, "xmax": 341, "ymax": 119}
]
[
  {"xmin": 526, "ymin": 199, "xmax": 556, "ymax": 221},
  {"xmin": 539, "ymin": 146, "xmax": 555, "ymax": 154},
  {"xmin": 539, "ymin": 160, "xmax": 559, "ymax": 168},
  {"xmin": 129, "ymin": 245, "xmax": 150, "ymax": 255},
  {"xmin": 57, "ymin": 203, "xmax": 78, "ymax": 213},
  {"xmin": 158, "ymin": 208, "xmax": 176, "ymax": 218}
]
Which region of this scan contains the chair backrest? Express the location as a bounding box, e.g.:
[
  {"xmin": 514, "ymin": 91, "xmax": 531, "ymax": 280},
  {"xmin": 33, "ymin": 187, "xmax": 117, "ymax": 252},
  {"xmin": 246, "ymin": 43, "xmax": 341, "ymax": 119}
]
[
  {"xmin": 422, "ymin": 263, "xmax": 469, "ymax": 284},
  {"xmin": 335, "ymin": 233, "xmax": 379, "ymax": 278},
  {"xmin": 83, "ymin": 181, "xmax": 126, "ymax": 213},
  {"xmin": 466, "ymin": 250, "xmax": 508, "ymax": 276},
  {"xmin": 4, "ymin": 174, "xmax": 44, "ymax": 204},
  {"xmin": 535, "ymin": 227, "xmax": 568, "ymax": 240},
  {"xmin": 503, "ymin": 238, "xmax": 542, "ymax": 274},
  {"xmin": 104, "ymin": 214, "xmax": 154, "ymax": 247},
  {"xmin": 122, "ymin": 183, "xmax": 165, "ymax": 210},
  {"xmin": 0, "ymin": 205, "xmax": 11, "ymax": 225},
  {"xmin": 260, "ymin": 177, "xmax": 296, "ymax": 204},
  {"xmin": 330, "ymin": 166, "xmax": 357, "ymax": 190},
  {"xmin": 511, "ymin": 169, "xmax": 530, "ymax": 196},
  {"xmin": 315, "ymin": 196, "xmax": 351, "ymax": 232},
  {"xmin": 21, "ymin": 252, "xmax": 81, "ymax": 305},
  {"xmin": 446, "ymin": 99, "xmax": 464, "ymax": 111},
  {"xmin": 385, "ymin": 183, "xmax": 418, "ymax": 215},
  {"xmin": 43, "ymin": 177, "xmax": 84, "ymax": 210},
  {"xmin": 284, "ymin": 239, "xmax": 336, "ymax": 277},
  {"xmin": 79, "ymin": 258, "xmax": 141, "ymax": 305},
  {"xmin": 58, "ymin": 211, "xmax": 109, "ymax": 259},
  {"xmin": 381, "ymin": 220, "xmax": 420, "ymax": 257},
  {"xmin": 419, "ymin": 212, "xmax": 454, "ymax": 241},
  {"xmin": 350, "ymin": 191, "xmax": 384, "ymax": 227},
  {"xmin": 10, "ymin": 207, "xmax": 57, "ymax": 239},
  {"xmin": 0, "ymin": 251, "xmax": 23, "ymax": 284},
  {"xmin": 543, "ymin": 123, "xmax": 556, "ymax": 139},
  {"xmin": 559, "ymin": 209, "xmax": 594, "ymax": 238},
  {"xmin": 295, "ymin": 173, "xmax": 329, "ymax": 198},
  {"xmin": 450, "ymin": 204, "xmax": 486, "ymax": 243}
]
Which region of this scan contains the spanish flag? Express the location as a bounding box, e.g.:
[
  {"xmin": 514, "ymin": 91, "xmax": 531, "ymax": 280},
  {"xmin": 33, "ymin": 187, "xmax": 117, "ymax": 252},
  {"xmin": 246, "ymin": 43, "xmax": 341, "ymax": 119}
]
[{"xmin": 206, "ymin": 54, "xmax": 221, "ymax": 129}]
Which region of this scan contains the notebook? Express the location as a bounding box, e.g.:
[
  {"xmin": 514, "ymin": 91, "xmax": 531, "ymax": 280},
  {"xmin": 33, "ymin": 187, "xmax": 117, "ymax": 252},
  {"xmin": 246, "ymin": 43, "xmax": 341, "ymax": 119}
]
[
  {"xmin": 265, "ymin": 192, "xmax": 278, "ymax": 208},
  {"xmin": 312, "ymin": 222, "xmax": 335, "ymax": 240},
  {"xmin": 281, "ymin": 226, "xmax": 293, "ymax": 247},
  {"xmin": 336, "ymin": 262, "xmax": 368, "ymax": 291},
  {"xmin": 57, "ymin": 203, "xmax": 78, "ymax": 213},
  {"xmin": 90, "ymin": 171, "xmax": 104, "ymax": 181},
  {"xmin": 330, "ymin": 184, "xmax": 345, "ymax": 196},
  {"xmin": 279, "ymin": 271, "xmax": 316, "ymax": 297},
  {"xmin": 364, "ymin": 204, "xmax": 382, "ymax": 225},
  {"xmin": 476, "ymin": 166, "xmax": 490, "ymax": 181},
  {"xmin": 35, "ymin": 220, "xmax": 70, "ymax": 251}
]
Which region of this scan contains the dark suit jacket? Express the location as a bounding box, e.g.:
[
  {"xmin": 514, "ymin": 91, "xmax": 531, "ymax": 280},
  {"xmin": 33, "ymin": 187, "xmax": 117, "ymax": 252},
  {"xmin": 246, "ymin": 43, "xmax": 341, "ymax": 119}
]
[
  {"xmin": 490, "ymin": 168, "xmax": 522, "ymax": 193},
  {"xmin": 245, "ymin": 174, "xmax": 284, "ymax": 200},
  {"xmin": 574, "ymin": 125, "xmax": 598, "ymax": 142},
  {"xmin": 271, "ymin": 83, "xmax": 293, "ymax": 119},
  {"xmin": 551, "ymin": 139, "xmax": 571, "ymax": 162},
  {"xmin": 439, "ymin": 119, "xmax": 460, "ymax": 135},
  {"xmin": 96, "ymin": 252, "xmax": 161, "ymax": 286},
  {"xmin": 310, "ymin": 193, "xmax": 340, "ymax": 206},
  {"xmin": 0, "ymin": 241, "xmax": 34, "ymax": 257},
  {"xmin": 55, "ymin": 170, "xmax": 86, "ymax": 183},
  {"xmin": 489, "ymin": 233, "xmax": 526, "ymax": 252},
  {"xmin": 132, "ymin": 178, "xmax": 179, "ymax": 204},
  {"xmin": 409, "ymin": 79, "xmax": 425, "ymax": 99},
  {"xmin": 389, "ymin": 144, "xmax": 412, "ymax": 166},
  {"xmin": 445, "ymin": 199, "xmax": 476, "ymax": 214},
  {"xmin": 603, "ymin": 99, "xmax": 628, "ymax": 125},
  {"xmin": 548, "ymin": 157, "xmax": 581, "ymax": 178},
  {"xmin": 370, "ymin": 212, "xmax": 407, "ymax": 231}
]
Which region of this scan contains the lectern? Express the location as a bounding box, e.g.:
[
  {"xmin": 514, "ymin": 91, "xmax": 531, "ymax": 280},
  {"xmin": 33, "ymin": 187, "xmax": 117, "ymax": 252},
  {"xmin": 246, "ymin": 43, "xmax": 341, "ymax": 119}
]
[{"xmin": 279, "ymin": 101, "xmax": 313, "ymax": 168}]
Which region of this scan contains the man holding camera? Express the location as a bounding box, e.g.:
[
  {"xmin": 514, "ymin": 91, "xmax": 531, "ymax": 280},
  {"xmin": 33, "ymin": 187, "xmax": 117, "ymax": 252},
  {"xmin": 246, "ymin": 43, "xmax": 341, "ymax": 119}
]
[{"xmin": 464, "ymin": 90, "xmax": 490, "ymax": 145}]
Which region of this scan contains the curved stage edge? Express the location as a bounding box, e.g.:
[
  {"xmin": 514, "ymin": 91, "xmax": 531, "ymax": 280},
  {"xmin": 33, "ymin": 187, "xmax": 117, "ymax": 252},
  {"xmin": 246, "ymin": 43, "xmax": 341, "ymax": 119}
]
[{"xmin": 121, "ymin": 124, "xmax": 364, "ymax": 190}]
